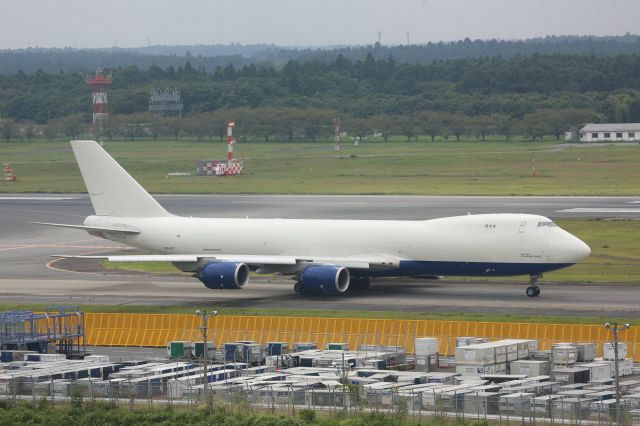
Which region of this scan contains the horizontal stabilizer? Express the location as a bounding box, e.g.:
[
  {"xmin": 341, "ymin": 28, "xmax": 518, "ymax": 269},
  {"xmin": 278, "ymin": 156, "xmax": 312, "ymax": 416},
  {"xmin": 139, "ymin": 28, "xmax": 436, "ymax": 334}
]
[{"xmin": 33, "ymin": 221, "xmax": 140, "ymax": 235}]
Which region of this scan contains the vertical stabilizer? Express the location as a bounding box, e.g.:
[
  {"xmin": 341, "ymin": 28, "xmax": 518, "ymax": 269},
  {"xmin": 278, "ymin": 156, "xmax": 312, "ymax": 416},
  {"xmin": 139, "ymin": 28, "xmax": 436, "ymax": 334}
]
[{"xmin": 71, "ymin": 140, "xmax": 171, "ymax": 217}]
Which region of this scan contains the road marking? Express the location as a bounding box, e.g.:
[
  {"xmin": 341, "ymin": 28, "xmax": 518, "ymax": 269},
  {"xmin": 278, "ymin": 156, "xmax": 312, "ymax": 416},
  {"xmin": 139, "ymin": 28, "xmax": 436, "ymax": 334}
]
[
  {"xmin": 231, "ymin": 201, "xmax": 366, "ymax": 206},
  {"xmin": 557, "ymin": 208, "xmax": 640, "ymax": 213},
  {"xmin": 627, "ymin": 201, "xmax": 640, "ymax": 204},
  {"xmin": 0, "ymin": 196, "xmax": 78, "ymax": 201}
]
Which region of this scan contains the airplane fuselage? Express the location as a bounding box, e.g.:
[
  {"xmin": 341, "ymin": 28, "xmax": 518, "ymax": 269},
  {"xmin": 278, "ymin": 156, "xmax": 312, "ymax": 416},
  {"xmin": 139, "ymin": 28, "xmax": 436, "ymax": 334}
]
[{"xmin": 85, "ymin": 212, "xmax": 589, "ymax": 277}]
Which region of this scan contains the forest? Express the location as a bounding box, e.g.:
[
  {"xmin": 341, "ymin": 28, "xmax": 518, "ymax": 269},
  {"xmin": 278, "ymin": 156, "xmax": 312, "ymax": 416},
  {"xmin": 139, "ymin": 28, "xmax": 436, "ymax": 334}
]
[
  {"xmin": 2, "ymin": 40, "xmax": 640, "ymax": 142},
  {"xmin": 2, "ymin": 34, "xmax": 640, "ymax": 74}
]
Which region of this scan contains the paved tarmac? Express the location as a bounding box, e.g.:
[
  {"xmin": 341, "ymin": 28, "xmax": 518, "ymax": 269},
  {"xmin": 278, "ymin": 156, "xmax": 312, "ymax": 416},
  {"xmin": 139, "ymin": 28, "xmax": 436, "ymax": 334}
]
[{"xmin": 0, "ymin": 194, "xmax": 638, "ymax": 317}]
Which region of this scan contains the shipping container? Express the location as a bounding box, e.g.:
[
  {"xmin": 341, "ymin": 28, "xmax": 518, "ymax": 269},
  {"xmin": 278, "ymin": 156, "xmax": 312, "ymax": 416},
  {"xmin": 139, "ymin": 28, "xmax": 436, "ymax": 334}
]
[
  {"xmin": 499, "ymin": 392, "xmax": 534, "ymax": 416},
  {"xmin": 455, "ymin": 363, "xmax": 507, "ymax": 376},
  {"xmin": 293, "ymin": 342, "xmax": 317, "ymax": 352},
  {"xmin": 326, "ymin": 343, "xmax": 349, "ymax": 351},
  {"xmin": 551, "ymin": 345, "xmax": 578, "ymax": 365},
  {"xmin": 463, "ymin": 391, "xmax": 499, "ymax": 415},
  {"xmin": 414, "ymin": 337, "xmax": 438, "ymax": 356},
  {"xmin": 509, "ymin": 360, "xmax": 550, "ymax": 377},
  {"xmin": 192, "ymin": 342, "xmax": 215, "ymax": 358},
  {"xmin": 603, "ymin": 342, "xmax": 627, "ymax": 360},
  {"xmin": 581, "ymin": 363, "xmax": 612, "ymax": 381},
  {"xmin": 455, "ymin": 344, "xmax": 496, "ymax": 365},
  {"xmin": 551, "ymin": 367, "xmax": 590, "ymax": 384},
  {"xmin": 266, "ymin": 342, "xmax": 289, "ymax": 356},
  {"xmin": 530, "ymin": 350, "xmax": 552, "ymax": 361},
  {"xmin": 574, "ymin": 343, "xmax": 596, "ymax": 362},
  {"xmin": 167, "ymin": 341, "xmax": 193, "ymax": 359},
  {"xmin": 499, "ymin": 339, "xmax": 538, "ymax": 359}
]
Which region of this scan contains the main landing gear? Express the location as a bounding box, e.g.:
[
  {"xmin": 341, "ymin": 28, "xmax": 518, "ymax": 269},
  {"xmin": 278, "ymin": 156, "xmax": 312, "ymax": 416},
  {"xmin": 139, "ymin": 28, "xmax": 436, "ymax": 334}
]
[{"xmin": 526, "ymin": 273, "xmax": 542, "ymax": 297}]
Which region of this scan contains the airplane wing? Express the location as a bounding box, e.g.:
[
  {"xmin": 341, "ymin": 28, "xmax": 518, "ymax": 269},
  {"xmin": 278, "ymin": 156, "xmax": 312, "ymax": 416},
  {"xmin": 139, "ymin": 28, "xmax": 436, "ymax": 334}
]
[{"xmin": 51, "ymin": 253, "xmax": 400, "ymax": 271}]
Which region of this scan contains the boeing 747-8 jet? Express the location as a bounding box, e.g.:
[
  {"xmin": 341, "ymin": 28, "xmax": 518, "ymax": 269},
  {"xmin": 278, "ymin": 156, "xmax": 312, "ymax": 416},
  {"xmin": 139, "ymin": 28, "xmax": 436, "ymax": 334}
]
[{"xmin": 37, "ymin": 140, "xmax": 591, "ymax": 297}]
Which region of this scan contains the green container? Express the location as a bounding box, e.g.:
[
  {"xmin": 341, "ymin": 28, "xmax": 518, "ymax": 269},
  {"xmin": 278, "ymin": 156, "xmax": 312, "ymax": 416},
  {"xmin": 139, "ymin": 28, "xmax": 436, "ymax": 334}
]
[
  {"xmin": 327, "ymin": 342, "xmax": 349, "ymax": 351},
  {"xmin": 192, "ymin": 342, "xmax": 214, "ymax": 358},
  {"xmin": 168, "ymin": 341, "xmax": 190, "ymax": 359}
]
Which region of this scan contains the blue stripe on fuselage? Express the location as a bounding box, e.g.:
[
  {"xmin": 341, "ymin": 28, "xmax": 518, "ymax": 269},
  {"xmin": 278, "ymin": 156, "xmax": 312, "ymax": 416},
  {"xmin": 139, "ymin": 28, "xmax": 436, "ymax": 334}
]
[{"xmin": 367, "ymin": 260, "xmax": 574, "ymax": 278}]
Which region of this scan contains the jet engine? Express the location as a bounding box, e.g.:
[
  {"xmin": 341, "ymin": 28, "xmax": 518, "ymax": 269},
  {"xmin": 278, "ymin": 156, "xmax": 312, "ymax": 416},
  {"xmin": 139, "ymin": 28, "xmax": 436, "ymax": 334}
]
[
  {"xmin": 298, "ymin": 265, "xmax": 350, "ymax": 295},
  {"xmin": 198, "ymin": 262, "xmax": 250, "ymax": 290}
]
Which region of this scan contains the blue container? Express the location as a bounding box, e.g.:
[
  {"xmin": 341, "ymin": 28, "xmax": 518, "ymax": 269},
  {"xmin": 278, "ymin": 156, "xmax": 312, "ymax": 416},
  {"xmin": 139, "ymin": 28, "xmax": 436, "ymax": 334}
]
[
  {"xmin": 267, "ymin": 342, "xmax": 289, "ymax": 356},
  {"xmin": 26, "ymin": 354, "xmax": 41, "ymax": 362},
  {"xmin": 1, "ymin": 351, "xmax": 14, "ymax": 362},
  {"xmin": 224, "ymin": 344, "xmax": 238, "ymax": 361},
  {"xmin": 300, "ymin": 357, "xmax": 314, "ymax": 367}
]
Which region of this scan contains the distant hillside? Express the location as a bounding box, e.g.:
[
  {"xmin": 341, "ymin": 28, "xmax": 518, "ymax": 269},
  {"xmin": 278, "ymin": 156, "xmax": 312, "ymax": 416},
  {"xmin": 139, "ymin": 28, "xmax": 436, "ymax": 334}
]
[{"xmin": 1, "ymin": 34, "xmax": 640, "ymax": 74}]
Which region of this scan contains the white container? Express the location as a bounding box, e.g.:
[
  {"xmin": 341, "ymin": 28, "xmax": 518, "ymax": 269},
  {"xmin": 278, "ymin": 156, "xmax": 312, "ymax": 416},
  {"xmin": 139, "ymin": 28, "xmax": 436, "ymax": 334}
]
[
  {"xmin": 581, "ymin": 363, "xmax": 612, "ymax": 381},
  {"xmin": 509, "ymin": 360, "xmax": 550, "ymax": 377},
  {"xmin": 415, "ymin": 337, "xmax": 438, "ymax": 356},
  {"xmin": 455, "ymin": 345, "xmax": 496, "ymax": 365},
  {"xmin": 463, "ymin": 392, "xmax": 499, "ymax": 415},
  {"xmin": 468, "ymin": 337, "xmax": 490, "ymax": 345},
  {"xmin": 621, "ymin": 358, "xmax": 634, "ymax": 376},
  {"xmin": 53, "ymin": 381, "xmax": 69, "ymax": 398},
  {"xmin": 551, "ymin": 367, "xmax": 590, "ymax": 384},
  {"xmin": 591, "ymin": 357, "xmax": 633, "ymax": 377},
  {"xmin": 575, "ymin": 343, "xmax": 596, "ymax": 362},
  {"xmin": 500, "ymin": 339, "xmax": 538, "ymax": 359},
  {"xmin": 456, "ymin": 363, "xmax": 507, "ymax": 376},
  {"xmin": 603, "ymin": 342, "xmax": 627, "ymax": 360},
  {"xmin": 499, "ymin": 392, "xmax": 535, "ymax": 415},
  {"xmin": 414, "ymin": 355, "xmax": 431, "ymax": 372},
  {"xmin": 39, "ymin": 353, "xmax": 67, "ymax": 362},
  {"xmin": 85, "ymin": 355, "xmax": 110, "ymax": 363},
  {"xmin": 492, "ymin": 344, "xmax": 508, "ymax": 363},
  {"xmin": 551, "ymin": 345, "xmax": 577, "ymax": 365},
  {"xmin": 456, "ymin": 337, "xmax": 472, "ymax": 347}
]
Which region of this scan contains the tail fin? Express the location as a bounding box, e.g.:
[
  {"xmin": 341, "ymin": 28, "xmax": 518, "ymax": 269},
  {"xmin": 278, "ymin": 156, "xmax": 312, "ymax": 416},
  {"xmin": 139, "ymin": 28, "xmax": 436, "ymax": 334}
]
[{"xmin": 71, "ymin": 140, "xmax": 171, "ymax": 217}]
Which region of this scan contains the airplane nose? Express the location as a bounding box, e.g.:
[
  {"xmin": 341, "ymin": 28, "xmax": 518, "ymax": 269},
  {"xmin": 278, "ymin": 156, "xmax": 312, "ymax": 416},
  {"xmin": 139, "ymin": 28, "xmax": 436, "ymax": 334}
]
[
  {"xmin": 551, "ymin": 229, "xmax": 591, "ymax": 264},
  {"xmin": 576, "ymin": 238, "xmax": 591, "ymax": 261}
]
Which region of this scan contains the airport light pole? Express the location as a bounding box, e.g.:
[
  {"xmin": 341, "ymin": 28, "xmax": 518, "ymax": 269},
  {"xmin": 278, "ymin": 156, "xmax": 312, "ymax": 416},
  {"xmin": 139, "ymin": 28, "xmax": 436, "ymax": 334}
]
[
  {"xmin": 604, "ymin": 322, "xmax": 630, "ymax": 420},
  {"xmin": 196, "ymin": 309, "xmax": 218, "ymax": 406}
]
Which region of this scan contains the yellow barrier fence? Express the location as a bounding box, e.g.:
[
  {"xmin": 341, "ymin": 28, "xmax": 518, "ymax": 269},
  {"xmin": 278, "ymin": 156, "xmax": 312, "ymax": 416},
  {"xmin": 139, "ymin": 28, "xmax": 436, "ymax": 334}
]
[{"xmin": 84, "ymin": 313, "xmax": 640, "ymax": 361}]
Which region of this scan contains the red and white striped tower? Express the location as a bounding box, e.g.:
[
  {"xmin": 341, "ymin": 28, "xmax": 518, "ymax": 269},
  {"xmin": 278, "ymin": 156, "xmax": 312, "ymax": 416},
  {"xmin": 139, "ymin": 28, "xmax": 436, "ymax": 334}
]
[
  {"xmin": 227, "ymin": 119, "xmax": 236, "ymax": 161},
  {"xmin": 83, "ymin": 68, "xmax": 112, "ymax": 133},
  {"xmin": 333, "ymin": 118, "xmax": 340, "ymax": 151},
  {"xmin": 3, "ymin": 163, "xmax": 16, "ymax": 182},
  {"xmin": 531, "ymin": 153, "xmax": 537, "ymax": 177}
]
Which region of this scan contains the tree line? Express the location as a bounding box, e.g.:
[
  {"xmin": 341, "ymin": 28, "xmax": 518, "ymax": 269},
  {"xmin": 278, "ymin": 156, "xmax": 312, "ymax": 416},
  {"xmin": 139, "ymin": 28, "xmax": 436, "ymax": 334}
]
[
  {"xmin": 0, "ymin": 106, "xmax": 601, "ymax": 143},
  {"xmin": 2, "ymin": 34, "xmax": 640, "ymax": 74},
  {"xmin": 2, "ymin": 52, "xmax": 640, "ymax": 142}
]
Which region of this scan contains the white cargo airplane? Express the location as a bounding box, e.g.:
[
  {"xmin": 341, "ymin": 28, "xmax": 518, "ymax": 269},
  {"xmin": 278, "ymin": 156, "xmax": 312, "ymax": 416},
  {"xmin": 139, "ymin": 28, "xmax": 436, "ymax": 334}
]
[{"xmin": 37, "ymin": 140, "xmax": 591, "ymax": 297}]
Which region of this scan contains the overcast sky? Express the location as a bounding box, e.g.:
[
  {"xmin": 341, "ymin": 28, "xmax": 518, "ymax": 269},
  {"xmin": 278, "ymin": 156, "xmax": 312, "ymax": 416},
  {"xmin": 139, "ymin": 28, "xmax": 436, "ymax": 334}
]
[{"xmin": 2, "ymin": 0, "xmax": 639, "ymax": 49}]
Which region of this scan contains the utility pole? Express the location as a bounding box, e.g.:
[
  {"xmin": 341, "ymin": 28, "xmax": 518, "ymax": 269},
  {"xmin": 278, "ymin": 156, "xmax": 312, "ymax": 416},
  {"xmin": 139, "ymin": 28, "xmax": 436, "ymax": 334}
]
[
  {"xmin": 196, "ymin": 309, "xmax": 218, "ymax": 406},
  {"xmin": 604, "ymin": 322, "xmax": 630, "ymax": 424}
]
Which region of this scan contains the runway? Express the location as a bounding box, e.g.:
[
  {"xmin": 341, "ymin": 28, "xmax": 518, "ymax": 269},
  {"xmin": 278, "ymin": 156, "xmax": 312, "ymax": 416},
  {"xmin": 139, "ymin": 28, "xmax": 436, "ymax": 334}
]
[{"xmin": 1, "ymin": 194, "xmax": 639, "ymax": 317}]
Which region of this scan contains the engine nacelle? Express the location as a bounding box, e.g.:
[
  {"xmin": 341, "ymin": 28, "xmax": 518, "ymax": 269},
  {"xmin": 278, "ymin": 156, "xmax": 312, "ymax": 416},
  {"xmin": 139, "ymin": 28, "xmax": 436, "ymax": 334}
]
[
  {"xmin": 299, "ymin": 265, "xmax": 350, "ymax": 295},
  {"xmin": 199, "ymin": 262, "xmax": 250, "ymax": 290}
]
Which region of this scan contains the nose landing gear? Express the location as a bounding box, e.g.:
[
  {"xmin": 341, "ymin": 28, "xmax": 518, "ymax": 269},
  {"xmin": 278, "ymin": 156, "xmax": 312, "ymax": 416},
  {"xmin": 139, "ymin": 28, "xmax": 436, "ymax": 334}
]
[{"xmin": 526, "ymin": 273, "xmax": 542, "ymax": 297}]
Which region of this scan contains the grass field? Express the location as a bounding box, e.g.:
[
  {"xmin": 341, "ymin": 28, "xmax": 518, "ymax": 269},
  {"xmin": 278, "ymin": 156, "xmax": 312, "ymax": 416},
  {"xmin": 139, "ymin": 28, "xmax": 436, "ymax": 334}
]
[
  {"xmin": 0, "ymin": 302, "xmax": 633, "ymax": 325},
  {"xmin": 1, "ymin": 138, "xmax": 640, "ymax": 195}
]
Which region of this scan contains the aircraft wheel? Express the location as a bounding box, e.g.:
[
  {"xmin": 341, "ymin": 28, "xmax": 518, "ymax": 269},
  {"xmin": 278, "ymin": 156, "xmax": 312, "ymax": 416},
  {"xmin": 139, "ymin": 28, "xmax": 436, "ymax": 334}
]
[
  {"xmin": 294, "ymin": 281, "xmax": 302, "ymax": 293},
  {"xmin": 526, "ymin": 286, "xmax": 540, "ymax": 297}
]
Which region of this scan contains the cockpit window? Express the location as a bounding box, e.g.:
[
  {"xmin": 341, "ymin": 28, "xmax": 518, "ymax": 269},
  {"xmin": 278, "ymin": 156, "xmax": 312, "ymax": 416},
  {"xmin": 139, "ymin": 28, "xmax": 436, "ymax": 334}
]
[{"xmin": 537, "ymin": 221, "xmax": 557, "ymax": 228}]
